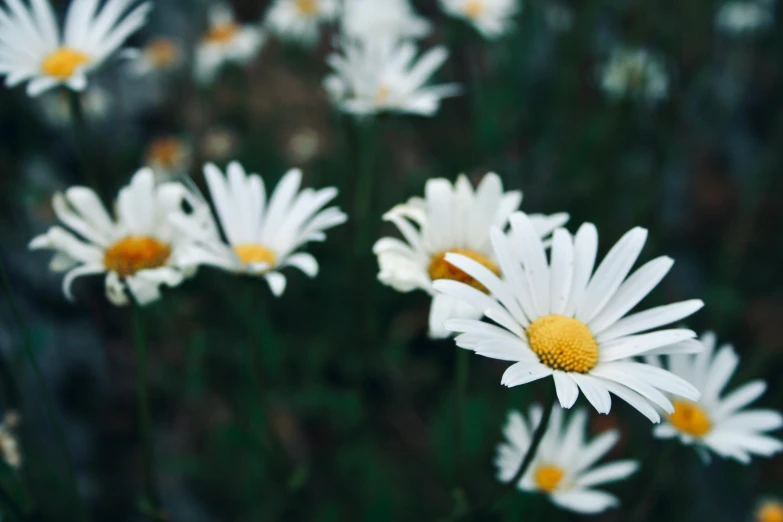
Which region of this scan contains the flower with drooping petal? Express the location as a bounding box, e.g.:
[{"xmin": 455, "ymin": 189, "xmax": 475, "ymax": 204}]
[
  {"xmin": 438, "ymin": 0, "xmax": 521, "ymax": 39},
  {"xmin": 496, "ymin": 405, "xmax": 638, "ymax": 514},
  {"xmin": 374, "ymin": 174, "xmax": 568, "ymax": 338},
  {"xmin": 715, "ymin": 1, "xmax": 773, "ymax": 34},
  {"xmin": 341, "ymin": 0, "xmax": 432, "ymax": 42},
  {"xmin": 171, "ymin": 162, "xmax": 347, "ymax": 297},
  {"xmin": 195, "ymin": 3, "xmax": 264, "ymax": 85},
  {"xmin": 649, "ymin": 332, "xmax": 783, "ymax": 463},
  {"xmin": 263, "ymin": 0, "xmax": 338, "ymax": 46},
  {"xmin": 0, "ymin": 0, "xmax": 151, "ymax": 96},
  {"xmin": 599, "ymin": 47, "xmax": 669, "ymax": 103},
  {"xmin": 437, "ymin": 211, "xmax": 704, "ymax": 422},
  {"xmin": 324, "ymin": 38, "xmax": 460, "ymax": 117},
  {"xmin": 29, "ymin": 169, "xmax": 202, "ymax": 306}
]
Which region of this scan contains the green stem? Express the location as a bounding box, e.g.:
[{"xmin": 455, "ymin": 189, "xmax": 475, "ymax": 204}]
[
  {"xmin": 454, "ymin": 349, "xmax": 469, "ymax": 484},
  {"xmin": 67, "ymin": 90, "xmax": 100, "ymax": 195},
  {"xmin": 0, "ymin": 485, "xmax": 25, "ymax": 521},
  {"xmin": 348, "ymin": 116, "xmax": 379, "ymax": 255},
  {"xmin": 0, "ymin": 260, "xmax": 91, "ymax": 522},
  {"xmin": 132, "ymin": 304, "xmax": 161, "ymax": 516}
]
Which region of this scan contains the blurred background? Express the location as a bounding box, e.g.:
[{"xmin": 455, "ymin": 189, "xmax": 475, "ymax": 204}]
[{"xmin": 1, "ymin": 0, "xmax": 782, "ymax": 520}]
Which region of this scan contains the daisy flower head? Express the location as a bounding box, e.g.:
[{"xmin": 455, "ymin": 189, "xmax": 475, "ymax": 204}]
[
  {"xmin": 757, "ymin": 500, "xmax": 783, "ymax": 522},
  {"xmin": 195, "ymin": 3, "xmax": 264, "ymax": 85},
  {"xmin": 0, "ymin": 0, "xmax": 152, "ymax": 97},
  {"xmin": 437, "ymin": 212, "xmax": 705, "ymax": 422},
  {"xmin": 29, "ymin": 168, "xmax": 201, "ymax": 306},
  {"xmin": 438, "ymin": 0, "xmax": 521, "ymax": 40},
  {"xmin": 171, "ymin": 162, "xmax": 347, "ymax": 297},
  {"xmin": 374, "ymin": 173, "xmax": 568, "ymax": 338},
  {"xmin": 263, "ymin": 0, "xmax": 339, "ymax": 46},
  {"xmin": 144, "ymin": 135, "xmax": 192, "ymax": 181},
  {"xmin": 496, "ymin": 406, "xmax": 638, "ymax": 514},
  {"xmin": 716, "ymin": 1, "xmax": 773, "ymax": 34},
  {"xmin": 127, "ymin": 37, "xmax": 183, "ymax": 76},
  {"xmin": 650, "ymin": 332, "xmax": 783, "ymax": 463},
  {"xmin": 324, "ymin": 38, "xmax": 460, "ymax": 117},
  {"xmin": 341, "ymin": 0, "xmax": 432, "ymax": 42},
  {"xmin": 600, "ymin": 47, "xmax": 669, "ymax": 103}
]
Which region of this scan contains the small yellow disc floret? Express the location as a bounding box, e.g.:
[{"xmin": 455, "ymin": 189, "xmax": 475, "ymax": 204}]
[
  {"xmin": 428, "ymin": 248, "xmax": 500, "ymax": 293},
  {"xmin": 41, "ymin": 48, "xmax": 90, "ymax": 80},
  {"xmin": 534, "ymin": 464, "xmax": 565, "ymax": 492},
  {"xmin": 234, "ymin": 244, "xmax": 277, "ymax": 267},
  {"xmin": 526, "ymin": 314, "xmax": 599, "ymax": 373},
  {"xmin": 104, "ymin": 236, "xmax": 171, "ymax": 277},
  {"xmin": 669, "ymin": 400, "xmax": 712, "ymax": 438}
]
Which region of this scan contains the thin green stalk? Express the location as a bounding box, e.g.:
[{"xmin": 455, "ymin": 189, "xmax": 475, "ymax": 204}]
[
  {"xmin": 0, "ymin": 259, "xmax": 91, "ymax": 522},
  {"xmin": 0, "ymin": 485, "xmax": 25, "ymax": 521},
  {"xmin": 348, "ymin": 116, "xmax": 379, "ymax": 255},
  {"xmin": 132, "ymin": 304, "xmax": 162, "ymax": 516},
  {"xmin": 454, "ymin": 348, "xmax": 469, "ymax": 483},
  {"xmin": 67, "ymin": 90, "xmax": 100, "ymax": 195}
]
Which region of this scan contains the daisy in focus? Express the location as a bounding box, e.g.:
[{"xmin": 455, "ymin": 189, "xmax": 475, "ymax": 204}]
[
  {"xmin": 715, "ymin": 1, "xmax": 773, "ymax": 34},
  {"xmin": 324, "ymin": 38, "xmax": 460, "ymax": 117},
  {"xmin": 437, "ymin": 212, "xmax": 704, "ymax": 422},
  {"xmin": 496, "ymin": 406, "xmax": 638, "ymax": 514},
  {"xmin": 195, "ymin": 3, "xmax": 265, "ymax": 85},
  {"xmin": 128, "ymin": 37, "xmax": 183, "ymax": 76},
  {"xmin": 757, "ymin": 500, "xmax": 783, "ymax": 522},
  {"xmin": 600, "ymin": 47, "xmax": 669, "ymax": 103},
  {"xmin": 171, "ymin": 162, "xmax": 347, "ymax": 297},
  {"xmin": 649, "ymin": 332, "xmax": 783, "ymax": 463},
  {"xmin": 0, "ymin": 0, "xmax": 151, "ymax": 96},
  {"xmin": 263, "ymin": 0, "xmax": 339, "ymax": 46},
  {"xmin": 438, "ymin": 0, "xmax": 521, "ymax": 40},
  {"xmin": 29, "ymin": 169, "xmax": 200, "ymax": 306},
  {"xmin": 341, "ymin": 0, "xmax": 432, "ymax": 42},
  {"xmin": 374, "ymin": 173, "xmax": 568, "ymax": 338}
]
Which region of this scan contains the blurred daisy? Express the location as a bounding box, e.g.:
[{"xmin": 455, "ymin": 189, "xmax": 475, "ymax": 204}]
[
  {"xmin": 0, "ymin": 411, "xmax": 21, "ymax": 469},
  {"xmin": 324, "ymin": 38, "xmax": 460, "ymax": 117},
  {"xmin": 715, "ymin": 1, "xmax": 773, "ymax": 34},
  {"xmin": 144, "ymin": 136, "xmax": 192, "ymax": 181},
  {"xmin": 374, "ymin": 173, "xmax": 568, "ymax": 338},
  {"xmin": 600, "ymin": 47, "xmax": 669, "ymax": 103},
  {"xmin": 128, "ymin": 37, "xmax": 183, "ymax": 76},
  {"xmin": 757, "ymin": 500, "xmax": 783, "ymax": 522},
  {"xmin": 0, "ymin": 0, "xmax": 151, "ymax": 97},
  {"xmin": 195, "ymin": 3, "xmax": 264, "ymax": 85},
  {"xmin": 29, "ymin": 169, "xmax": 200, "ymax": 306},
  {"xmin": 264, "ymin": 0, "xmax": 339, "ymax": 46},
  {"xmin": 437, "ymin": 212, "xmax": 704, "ymax": 422},
  {"xmin": 341, "ymin": 0, "xmax": 432, "ymax": 42},
  {"xmin": 496, "ymin": 406, "xmax": 638, "ymax": 514},
  {"xmin": 172, "ymin": 162, "xmax": 347, "ymax": 297},
  {"xmin": 438, "ymin": 0, "xmax": 521, "ymax": 39},
  {"xmin": 650, "ymin": 332, "xmax": 783, "ymax": 463}
]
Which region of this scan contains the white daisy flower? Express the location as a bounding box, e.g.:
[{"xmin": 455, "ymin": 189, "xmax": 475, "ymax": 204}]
[
  {"xmin": 374, "ymin": 174, "xmax": 568, "ymax": 338},
  {"xmin": 599, "ymin": 47, "xmax": 669, "ymax": 103},
  {"xmin": 650, "ymin": 332, "xmax": 783, "ymax": 463},
  {"xmin": 29, "ymin": 168, "xmax": 200, "ymax": 306},
  {"xmin": 324, "ymin": 38, "xmax": 460, "ymax": 117},
  {"xmin": 263, "ymin": 0, "xmax": 338, "ymax": 46},
  {"xmin": 171, "ymin": 162, "xmax": 347, "ymax": 297},
  {"xmin": 436, "ymin": 211, "xmax": 705, "ymax": 422},
  {"xmin": 195, "ymin": 3, "xmax": 264, "ymax": 85},
  {"xmin": 0, "ymin": 0, "xmax": 152, "ymax": 97},
  {"xmin": 715, "ymin": 1, "xmax": 773, "ymax": 34},
  {"xmin": 127, "ymin": 37, "xmax": 183, "ymax": 76},
  {"xmin": 438, "ymin": 0, "xmax": 521, "ymax": 40},
  {"xmin": 341, "ymin": 0, "xmax": 432, "ymax": 42},
  {"xmin": 496, "ymin": 406, "xmax": 638, "ymax": 514}
]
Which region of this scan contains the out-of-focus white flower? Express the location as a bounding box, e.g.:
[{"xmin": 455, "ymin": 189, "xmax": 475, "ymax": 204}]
[
  {"xmin": 324, "ymin": 38, "xmax": 460, "ymax": 117},
  {"xmin": 600, "ymin": 47, "xmax": 669, "ymax": 103},
  {"xmin": 715, "ymin": 1, "xmax": 773, "ymax": 34},
  {"xmin": 438, "ymin": 0, "xmax": 521, "ymax": 39},
  {"xmin": 496, "ymin": 406, "xmax": 638, "ymax": 514},
  {"xmin": 39, "ymin": 86, "xmax": 110, "ymax": 127},
  {"xmin": 650, "ymin": 332, "xmax": 783, "ymax": 464},
  {"xmin": 0, "ymin": 0, "xmax": 151, "ymax": 97},
  {"xmin": 341, "ymin": 0, "xmax": 432, "ymax": 41},
  {"xmin": 128, "ymin": 37, "xmax": 183, "ymax": 76},
  {"xmin": 756, "ymin": 500, "xmax": 783, "ymax": 522},
  {"xmin": 171, "ymin": 162, "xmax": 347, "ymax": 297},
  {"xmin": 286, "ymin": 127, "xmax": 322, "ymax": 164},
  {"xmin": 0, "ymin": 412, "xmax": 21, "ymax": 469},
  {"xmin": 264, "ymin": 0, "xmax": 339, "ymax": 46},
  {"xmin": 195, "ymin": 3, "xmax": 264, "ymax": 85},
  {"xmin": 29, "ymin": 169, "xmax": 201, "ymax": 306},
  {"xmin": 144, "ymin": 136, "xmax": 192, "ymax": 181},
  {"xmin": 374, "ymin": 173, "xmax": 568, "ymax": 338},
  {"xmin": 438, "ymin": 212, "xmax": 705, "ymax": 422}
]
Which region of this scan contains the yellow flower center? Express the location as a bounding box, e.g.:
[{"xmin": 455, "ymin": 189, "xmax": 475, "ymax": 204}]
[
  {"xmin": 534, "ymin": 464, "xmax": 565, "ymax": 492},
  {"xmin": 669, "ymin": 400, "xmax": 712, "ymax": 437},
  {"xmin": 428, "ymin": 248, "xmax": 500, "ymax": 293},
  {"xmin": 374, "ymin": 84, "xmax": 391, "ymax": 107},
  {"xmin": 205, "ymin": 22, "xmax": 240, "ymax": 44},
  {"xmin": 296, "ymin": 0, "xmax": 318, "ymax": 14},
  {"xmin": 465, "ymin": 0, "xmax": 485, "ymax": 19},
  {"xmin": 146, "ymin": 137, "xmax": 185, "ymax": 168},
  {"xmin": 146, "ymin": 38, "xmax": 180, "ymax": 67},
  {"xmin": 526, "ymin": 315, "xmax": 599, "ymax": 373},
  {"xmin": 40, "ymin": 48, "xmax": 90, "ymax": 80},
  {"xmin": 104, "ymin": 236, "xmax": 172, "ymax": 277},
  {"xmin": 758, "ymin": 502, "xmax": 783, "ymax": 522},
  {"xmin": 234, "ymin": 244, "xmax": 277, "ymax": 267}
]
